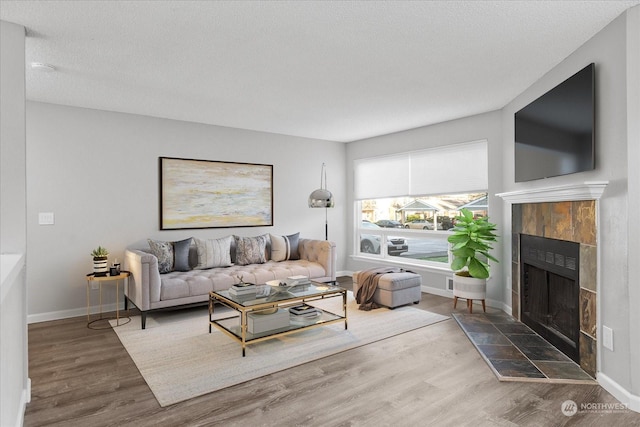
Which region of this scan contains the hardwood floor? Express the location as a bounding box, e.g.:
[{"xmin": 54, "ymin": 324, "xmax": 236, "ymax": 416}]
[{"xmin": 24, "ymin": 277, "xmax": 640, "ymax": 426}]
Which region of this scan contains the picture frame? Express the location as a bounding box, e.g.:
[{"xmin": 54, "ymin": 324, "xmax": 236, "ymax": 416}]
[{"xmin": 159, "ymin": 157, "xmax": 273, "ymax": 230}]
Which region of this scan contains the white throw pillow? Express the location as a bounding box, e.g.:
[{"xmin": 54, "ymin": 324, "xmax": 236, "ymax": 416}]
[
  {"xmin": 194, "ymin": 236, "xmax": 233, "ymax": 269},
  {"xmin": 269, "ymin": 232, "xmax": 300, "ymax": 262}
]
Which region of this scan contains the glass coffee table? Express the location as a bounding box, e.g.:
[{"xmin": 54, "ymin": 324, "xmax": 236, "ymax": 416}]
[{"xmin": 209, "ymin": 282, "xmax": 347, "ymax": 356}]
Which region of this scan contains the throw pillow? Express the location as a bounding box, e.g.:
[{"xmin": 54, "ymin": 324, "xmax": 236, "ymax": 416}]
[
  {"xmin": 148, "ymin": 239, "xmax": 174, "ymax": 274},
  {"xmin": 234, "ymin": 235, "xmax": 267, "ymax": 265},
  {"xmin": 194, "ymin": 236, "xmax": 233, "ymax": 269},
  {"xmin": 270, "ymin": 232, "xmax": 300, "ymax": 262},
  {"xmin": 172, "ymin": 238, "xmax": 193, "ymax": 272}
]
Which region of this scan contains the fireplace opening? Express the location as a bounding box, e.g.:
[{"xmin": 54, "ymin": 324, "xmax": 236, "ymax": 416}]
[{"xmin": 520, "ymin": 234, "xmax": 580, "ymax": 363}]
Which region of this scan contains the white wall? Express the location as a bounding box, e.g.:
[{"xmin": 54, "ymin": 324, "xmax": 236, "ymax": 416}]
[
  {"xmin": 26, "ymin": 102, "xmax": 346, "ymax": 321},
  {"xmin": 625, "ymin": 4, "xmax": 640, "ymax": 409},
  {"xmin": 1, "ymin": 19, "xmax": 29, "ymax": 427},
  {"xmin": 345, "ymin": 111, "xmax": 504, "ymax": 305},
  {"xmin": 500, "ymin": 8, "xmax": 640, "ymax": 407}
]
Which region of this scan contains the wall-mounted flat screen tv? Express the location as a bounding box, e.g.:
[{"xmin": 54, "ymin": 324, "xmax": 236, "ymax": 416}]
[{"xmin": 515, "ymin": 63, "xmax": 595, "ymax": 182}]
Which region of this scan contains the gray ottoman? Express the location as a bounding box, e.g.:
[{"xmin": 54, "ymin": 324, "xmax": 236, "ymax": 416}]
[{"xmin": 352, "ymin": 271, "xmax": 422, "ymax": 309}]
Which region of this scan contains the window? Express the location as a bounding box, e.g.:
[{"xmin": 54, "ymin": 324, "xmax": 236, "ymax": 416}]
[
  {"xmin": 353, "ymin": 140, "xmax": 488, "ymax": 268},
  {"xmin": 356, "ymin": 193, "xmax": 488, "ymax": 266}
]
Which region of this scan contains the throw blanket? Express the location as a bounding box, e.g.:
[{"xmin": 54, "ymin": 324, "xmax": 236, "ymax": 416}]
[{"xmin": 355, "ymin": 267, "xmax": 407, "ymax": 311}]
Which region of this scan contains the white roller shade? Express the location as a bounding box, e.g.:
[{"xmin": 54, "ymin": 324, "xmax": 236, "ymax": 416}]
[
  {"xmin": 354, "ymin": 140, "xmax": 487, "ymax": 200},
  {"xmin": 410, "ymin": 140, "xmax": 487, "ymax": 195},
  {"xmin": 354, "ymin": 154, "xmax": 410, "ymax": 200}
]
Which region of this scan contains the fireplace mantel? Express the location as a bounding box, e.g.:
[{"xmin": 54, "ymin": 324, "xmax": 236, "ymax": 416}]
[{"xmin": 496, "ymin": 181, "xmax": 608, "ymax": 204}]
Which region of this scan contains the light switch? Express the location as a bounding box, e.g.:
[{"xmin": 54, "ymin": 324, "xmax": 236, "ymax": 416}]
[
  {"xmin": 603, "ymin": 325, "xmax": 614, "ymax": 351},
  {"xmin": 38, "ymin": 212, "xmax": 54, "ymax": 225}
]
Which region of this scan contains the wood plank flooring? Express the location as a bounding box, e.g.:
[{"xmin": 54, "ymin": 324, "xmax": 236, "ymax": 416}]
[{"xmin": 24, "ymin": 277, "xmax": 640, "ymax": 426}]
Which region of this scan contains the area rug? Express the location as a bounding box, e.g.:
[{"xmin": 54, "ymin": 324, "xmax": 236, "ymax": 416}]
[{"xmin": 111, "ymin": 292, "xmax": 448, "ymax": 407}]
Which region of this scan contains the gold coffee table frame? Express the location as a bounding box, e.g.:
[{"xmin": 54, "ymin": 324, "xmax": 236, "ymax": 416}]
[{"xmin": 209, "ymin": 282, "xmax": 347, "ymax": 356}]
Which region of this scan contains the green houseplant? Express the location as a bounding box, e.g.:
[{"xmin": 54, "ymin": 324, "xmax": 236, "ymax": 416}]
[
  {"xmin": 447, "ymin": 208, "xmax": 498, "ymax": 312},
  {"xmin": 91, "ymin": 246, "xmax": 109, "ymax": 277}
]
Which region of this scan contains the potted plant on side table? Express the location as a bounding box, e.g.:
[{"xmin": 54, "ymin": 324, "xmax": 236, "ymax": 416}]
[
  {"xmin": 447, "ymin": 208, "xmax": 498, "ymax": 313},
  {"xmin": 91, "ymin": 246, "xmax": 109, "ymax": 277}
]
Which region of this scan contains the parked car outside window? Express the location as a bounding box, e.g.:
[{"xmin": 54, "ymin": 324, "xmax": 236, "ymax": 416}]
[
  {"xmin": 375, "ymin": 219, "xmax": 404, "ymax": 229},
  {"xmin": 360, "ymin": 222, "xmax": 409, "ymax": 256},
  {"xmin": 404, "ymin": 219, "xmax": 434, "ymax": 230}
]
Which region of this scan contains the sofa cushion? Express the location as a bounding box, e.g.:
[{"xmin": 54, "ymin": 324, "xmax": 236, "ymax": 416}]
[
  {"xmin": 194, "ymin": 236, "xmax": 233, "ymax": 269},
  {"xmin": 234, "ymin": 235, "xmax": 267, "ymax": 265},
  {"xmin": 148, "ymin": 238, "xmax": 193, "ymax": 273},
  {"xmin": 269, "ymin": 232, "xmax": 300, "ymax": 261},
  {"xmin": 148, "ymin": 239, "xmax": 174, "ymax": 273},
  {"xmin": 173, "ymin": 238, "xmax": 193, "ymax": 272}
]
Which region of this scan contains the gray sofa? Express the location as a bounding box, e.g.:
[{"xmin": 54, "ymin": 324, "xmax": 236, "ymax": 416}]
[{"xmin": 124, "ymin": 238, "xmax": 336, "ymax": 328}]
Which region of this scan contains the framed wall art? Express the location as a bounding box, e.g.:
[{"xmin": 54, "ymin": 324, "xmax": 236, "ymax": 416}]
[{"xmin": 159, "ymin": 157, "xmax": 273, "ymax": 230}]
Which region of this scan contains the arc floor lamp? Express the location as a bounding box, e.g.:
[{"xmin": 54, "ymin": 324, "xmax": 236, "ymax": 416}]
[{"xmin": 308, "ymin": 163, "xmax": 334, "ymax": 240}]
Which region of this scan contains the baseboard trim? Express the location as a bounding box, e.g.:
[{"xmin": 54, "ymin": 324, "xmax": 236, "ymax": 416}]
[
  {"xmin": 597, "ymin": 372, "xmax": 640, "ymax": 413},
  {"xmin": 420, "ymin": 285, "xmax": 452, "ymax": 298},
  {"xmin": 28, "ymin": 302, "xmax": 123, "ymax": 324},
  {"xmin": 16, "ymin": 378, "xmax": 30, "ymax": 427}
]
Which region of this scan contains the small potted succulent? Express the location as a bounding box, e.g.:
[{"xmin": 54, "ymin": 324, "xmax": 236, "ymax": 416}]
[
  {"xmin": 447, "ymin": 208, "xmax": 498, "ymax": 312},
  {"xmin": 91, "ymin": 246, "xmax": 109, "ymax": 277}
]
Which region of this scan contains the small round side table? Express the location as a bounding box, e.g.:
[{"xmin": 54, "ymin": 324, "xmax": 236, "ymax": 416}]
[{"xmin": 86, "ymin": 271, "xmax": 131, "ymax": 329}]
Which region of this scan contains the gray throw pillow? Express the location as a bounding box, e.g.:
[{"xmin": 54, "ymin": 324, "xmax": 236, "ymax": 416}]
[
  {"xmin": 234, "ymin": 235, "xmax": 267, "ymax": 265},
  {"xmin": 173, "ymin": 238, "xmax": 193, "ymax": 272},
  {"xmin": 148, "ymin": 239, "xmax": 174, "ymax": 274},
  {"xmin": 286, "ymin": 232, "xmax": 300, "ymax": 260},
  {"xmin": 148, "ymin": 238, "xmax": 193, "ymax": 273}
]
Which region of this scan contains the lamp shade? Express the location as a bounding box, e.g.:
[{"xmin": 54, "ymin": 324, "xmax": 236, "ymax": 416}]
[{"xmin": 308, "ymin": 189, "xmax": 334, "ymax": 208}]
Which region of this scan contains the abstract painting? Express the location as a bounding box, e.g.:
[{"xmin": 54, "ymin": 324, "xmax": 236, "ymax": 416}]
[{"xmin": 160, "ymin": 157, "xmax": 273, "ymax": 229}]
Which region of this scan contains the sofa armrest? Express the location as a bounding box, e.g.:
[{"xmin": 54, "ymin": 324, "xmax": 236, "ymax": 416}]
[
  {"xmin": 124, "ymin": 249, "xmax": 161, "ymax": 311},
  {"xmin": 298, "ymin": 239, "xmax": 336, "ymax": 282}
]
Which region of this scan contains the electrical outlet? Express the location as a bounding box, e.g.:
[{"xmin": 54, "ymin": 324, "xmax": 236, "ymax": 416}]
[
  {"xmin": 446, "ymin": 277, "xmax": 453, "ymax": 291},
  {"xmin": 38, "ymin": 212, "xmax": 54, "ymax": 225},
  {"xmin": 91, "ymin": 282, "xmax": 99, "ymax": 290},
  {"xmin": 603, "ymin": 325, "xmax": 614, "ymax": 351}
]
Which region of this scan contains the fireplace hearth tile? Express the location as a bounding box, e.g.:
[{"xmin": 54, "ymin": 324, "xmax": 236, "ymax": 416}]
[
  {"xmin": 505, "ymin": 334, "xmax": 553, "ymax": 348},
  {"xmin": 484, "ymin": 313, "xmax": 517, "ymax": 324},
  {"xmin": 490, "ymin": 360, "xmax": 546, "ymax": 379},
  {"xmin": 478, "ymin": 344, "xmax": 527, "ymax": 361},
  {"xmin": 519, "ymin": 345, "xmax": 572, "ymax": 362},
  {"xmin": 454, "ymin": 313, "xmax": 492, "ymax": 324},
  {"xmin": 467, "ymin": 332, "xmax": 512, "ymax": 345},
  {"xmin": 494, "ymin": 323, "xmax": 536, "ymax": 334},
  {"xmin": 534, "ymin": 361, "xmax": 595, "ymax": 381},
  {"xmin": 453, "ymin": 313, "xmax": 596, "ymax": 384},
  {"xmin": 457, "ymin": 322, "xmax": 499, "ymax": 334}
]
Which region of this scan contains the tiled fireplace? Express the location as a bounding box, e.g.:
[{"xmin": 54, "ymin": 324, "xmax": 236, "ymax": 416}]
[
  {"xmin": 512, "ymin": 201, "xmax": 597, "ymax": 376},
  {"xmin": 498, "ymin": 182, "xmax": 607, "ymax": 378}
]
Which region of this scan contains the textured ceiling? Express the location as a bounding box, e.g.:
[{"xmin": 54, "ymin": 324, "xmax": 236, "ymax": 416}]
[{"xmin": 1, "ymin": 0, "xmax": 638, "ymax": 142}]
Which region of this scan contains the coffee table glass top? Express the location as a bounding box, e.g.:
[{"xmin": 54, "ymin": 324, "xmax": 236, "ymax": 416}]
[{"xmin": 213, "ymin": 282, "xmax": 343, "ymax": 307}]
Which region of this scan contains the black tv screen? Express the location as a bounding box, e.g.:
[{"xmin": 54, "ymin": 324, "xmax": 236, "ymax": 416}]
[{"xmin": 515, "ymin": 63, "xmax": 595, "ymax": 182}]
